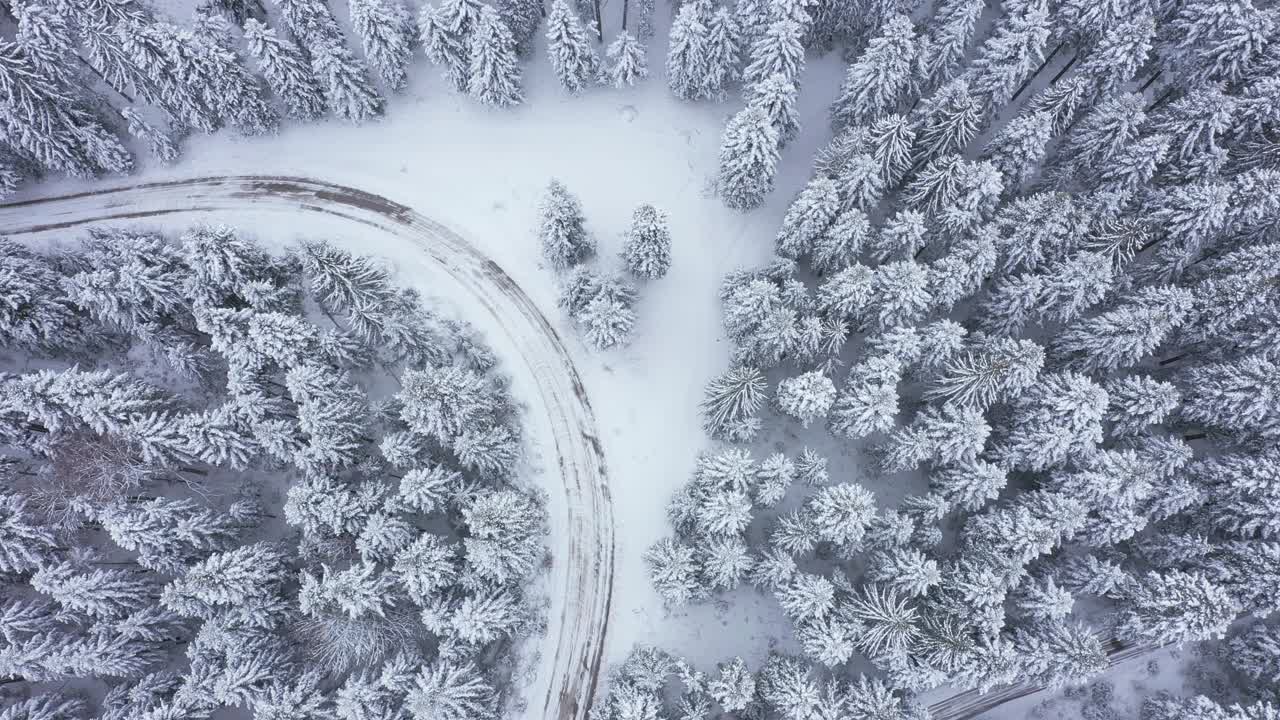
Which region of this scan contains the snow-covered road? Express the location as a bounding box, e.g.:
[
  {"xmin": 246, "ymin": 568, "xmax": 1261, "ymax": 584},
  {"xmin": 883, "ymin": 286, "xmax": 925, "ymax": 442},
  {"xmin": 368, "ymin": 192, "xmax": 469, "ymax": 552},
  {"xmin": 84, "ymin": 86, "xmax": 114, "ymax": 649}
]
[{"xmin": 0, "ymin": 175, "xmax": 615, "ymax": 720}]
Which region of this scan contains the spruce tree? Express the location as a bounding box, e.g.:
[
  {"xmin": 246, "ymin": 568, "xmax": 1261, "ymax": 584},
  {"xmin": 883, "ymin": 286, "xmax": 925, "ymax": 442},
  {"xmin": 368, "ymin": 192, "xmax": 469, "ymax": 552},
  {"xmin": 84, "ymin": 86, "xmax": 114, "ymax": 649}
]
[
  {"xmin": 622, "ymin": 204, "xmax": 672, "ymax": 279},
  {"xmin": 350, "ymin": 0, "xmax": 415, "ymax": 91},
  {"xmin": 775, "ymin": 177, "xmax": 840, "ymax": 260},
  {"xmin": 545, "ymin": 0, "xmax": 599, "ymax": 94},
  {"xmin": 419, "ymin": 0, "xmax": 484, "ymax": 92},
  {"xmin": 749, "ymin": 73, "xmax": 800, "ymax": 146},
  {"xmin": 829, "ymin": 14, "xmax": 916, "ymax": 129},
  {"xmin": 666, "ymin": 0, "xmax": 710, "ymax": 101},
  {"xmin": 538, "ymin": 179, "xmax": 595, "ymax": 268},
  {"xmin": 742, "ymin": 17, "xmax": 804, "ymax": 89},
  {"xmin": 775, "ymin": 371, "xmax": 835, "ymax": 427},
  {"xmin": 605, "ymin": 31, "xmax": 648, "ymax": 88},
  {"xmin": 718, "ymin": 105, "xmax": 780, "ymax": 211},
  {"xmin": 468, "ymin": 5, "xmax": 523, "ymax": 107},
  {"xmin": 310, "ymin": 37, "xmax": 385, "ymax": 122}
]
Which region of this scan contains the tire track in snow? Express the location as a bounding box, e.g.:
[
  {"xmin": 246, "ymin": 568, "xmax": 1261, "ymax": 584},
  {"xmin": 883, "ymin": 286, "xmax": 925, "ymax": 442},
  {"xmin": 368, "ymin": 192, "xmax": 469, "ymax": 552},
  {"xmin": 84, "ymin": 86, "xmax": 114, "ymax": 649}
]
[{"xmin": 0, "ymin": 175, "xmax": 615, "ymax": 720}]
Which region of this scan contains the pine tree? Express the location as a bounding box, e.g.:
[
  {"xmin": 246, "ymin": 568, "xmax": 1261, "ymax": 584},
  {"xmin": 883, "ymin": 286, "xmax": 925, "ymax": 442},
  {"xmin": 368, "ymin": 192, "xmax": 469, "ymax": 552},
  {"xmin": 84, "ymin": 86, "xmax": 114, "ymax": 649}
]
[
  {"xmin": 704, "ymin": 7, "xmax": 740, "ymax": 99},
  {"xmin": 1052, "ymin": 286, "xmax": 1195, "ymax": 373},
  {"xmin": 924, "ymin": 337, "xmax": 1044, "ymax": 410},
  {"xmin": 393, "ymin": 533, "xmax": 459, "ymax": 602},
  {"xmin": 121, "ymin": 107, "xmax": 179, "ymax": 164},
  {"xmin": 161, "ymin": 542, "xmax": 287, "ymax": 617},
  {"xmin": 709, "ymin": 657, "xmax": 756, "ymax": 713},
  {"xmin": 495, "ymin": 0, "xmax": 542, "ymax": 54},
  {"xmin": 666, "ymin": 0, "xmax": 710, "ymax": 100},
  {"xmin": 419, "ymin": 0, "xmax": 484, "ymax": 92},
  {"xmin": 699, "ymin": 535, "xmax": 754, "ymax": 591},
  {"xmin": 718, "ymin": 105, "xmax": 780, "ymax": 210},
  {"xmin": 775, "ymin": 177, "xmax": 840, "ymax": 260},
  {"xmin": 545, "ymin": 0, "xmax": 599, "ymax": 93},
  {"xmin": 830, "ymin": 14, "xmax": 916, "ymax": 129},
  {"xmin": 984, "ymin": 111, "xmax": 1054, "ymax": 188},
  {"xmin": 539, "ymin": 179, "xmax": 596, "ymax": 268},
  {"xmin": 742, "ymin": 17, "xmax": 804, "ymax": 89},
  {"xmin": 1104, "ymin": 375, "xmax": 1181, "ymax": 437},
  {"xmin": 468, "ymin": 5, "xmax": 523, "ymax": 106},
  {"xmin": 577, "ymin": 278, "xmax": 638, "ymax": 350},
  {"xmin": 350, "ymin": 0, "xmax": 415, "ymax": 91},
  {"xmin": 701, "ymin": 365, "xmax": 768, "ymax": 442},
  {"xmin": 775, "ymin": 371, "xmax": 835, "ymax": 427},
  {"xmin": 1161, "ymin": 0, "xmax": 1272, "ymax": 85},
  {"xmin": 1116, "ymin": 570, "xmax": 1239, "ymax": 646},
  {"xmin": 807, "ymin": 483, "xmax": 875, "ymax": 549},
  {"xmin": 748, "ymin": 73, "xmax": 800, "ymax": 146},
  {"xmin": 310, "ymin": 37, "xmax": 385, "ymax": 122},
  {"xmin": 645, "ymin": 537, "xmax": 706, "ymax": 605},
  {"xmin": 929, "ymin": 460, "xmax": 1006, "ymax": 513},
  {"xmin": 870, "ymin": 260, "xmax": 930, "ymax": 329},
  {"xmin": 605, "ymin": 31, "xmax": 648, "ymax": 88},
  {"xmin": 829, "ymin": 355, "xmax": 901, "ymax": 440},
  {"xmin": 916, "ymin": 0, "xmax": 983, "ymax": 90},
  {"xmin": 991, "ymin": 372, "xmax": 1108, "ymax": 473},
  {"xmin": 407, "ymin": 661, "xmax": 496, "ymax": 720},
  {"xmin": 881, "ymin": 405, "xmax": 989, "ymax": 472},
  {"xmin": 968, "ymin": 0, "xmax": 1052, "ymax": 109},
  {"xmin": 622, "ymin": 204, "xmax": 672, "ymax": 279},
  {"xmin": 912, "ymin": 78, "xmax": 984, "ymax": 163}
]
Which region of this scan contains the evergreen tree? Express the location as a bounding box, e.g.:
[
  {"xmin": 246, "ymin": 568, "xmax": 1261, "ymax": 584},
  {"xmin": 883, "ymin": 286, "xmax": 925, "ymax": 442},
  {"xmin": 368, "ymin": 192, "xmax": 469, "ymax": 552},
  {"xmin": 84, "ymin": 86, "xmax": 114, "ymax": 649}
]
[
  {"xmin": 1052, "ymin": 286, "xmax": 1195, "ymax": 373},
  {"xmin": 1161, "ymin": 0, "xmax": 1272, "ymax": 85},
  {"xmin": 666, "ymin": 0, "xmax": 710, "ymax": 101},
  {"xmin": 748, "ymin": 73, "xmax": 800, "ymax": 146},
  {"xmin": 870, "ymin": 260, "xmax": 930, "ymax": 329},
  {"xmin": 807, "ymin": 483, "xmax": 875, "ymax": 549},
  {"xmin": 775, "ymin": 371, "xmax": 835, "ymax": 427},
  {"xmin": 468, "ymin": 5, "xmax": 524, "ymax": 107},
  {"xmin": 622, "ymin": 204, "xmax": 672, "ymax": 279},
  {"xmin": 419, "ymin": 0, "xmax": 484, "ymax": 92},
  {"xmin": 968, "ymin": 0, "xmax": 1052, "ymax": 108},
  {"xmin": 577, "ymin": 277, "xmax": 638, "ymax": 350},
  {"xmin": 121, "ymin": 107, "xmax": 179, "ymax": 164},
  {"xmin": 812, "ymin": 207, "xmax": 870, "ymax": 274},
  {"xmin": 701, "ymin": 365, "xmax": 768, "ymax": 442},
  {"xmin": 310, "ymin": 37, "xmax": 385, "ymax": 123},
  {"xmin": 742, "ymin": 17, "xmax": 804, "ymax": 89},
  {"xmin": 538, "ymin": 179, "xmax": 595, "ymax": 268},
  {"xmin": 830, "ymin": 14, "xmax": 916, "ymax": 129},
  {"xmin": 0, "ymin": 493, "xmax": 59, "ymax": 574},
  {"xmin": 495, "ymin": 0, "xmax": 542, "ymax": 54},
  {"xmin": 350, "ymin": 0, "xmax": 415, "ymax": 91},
  {"xmin": 717, "ymin": 105, "xmax": 780, "ymax": 210},
  {"xmin": 704, "ymin": 7, "xmax": 741, "ymax": 99},
  {"xmin": 924, "ymin": 337, "xmax": 1044, "ymax": 410},
  {"xmin": 916, "ymin": 0, "xmax": 983, "ymax": 90},
  {"xmin": 1116, "ymin": 570, "xmax": 1239, "ymax": 646},
  {"xmin": 984, "ymin": 111, "xmax": 1054, "ymax": 188},
  {"xmin": 881, "ymin": 405, "xmax": 989, "ymax": 472},
  {"xmin": 829, "ymin": 355, "xmax": 901, "ymax": 440},
  {"xmin": 991, "ymin": 372, "xmax": 1108, "ymax": 473},
  {"xmin": 709, "ymin": 657, "xmax": 756, "ymax": 713},
  {"xmin": 407, "ymin": 661, "xmax": 496, "ymax": 720},
  {"xmin": 1104, "ymin": 375, "xmax": 1181, "ymax": 437},
  {"xmin": 913, "ymin": 78, "xmax": 985, "ymax": 163},
  {"xmin": 545, "ymin": 0, "xmax": 599, "ymax": 93},
  {"xmin": 605, "ymin": 31, "xmax": 648, "ymax": 88},
  {"xmin": 161, "ymin": 542, "xmax": 287, "ymax": 617},
  {"xmin": 645, "ymin": 537, "xmax": 705, "ymax": 605},
  {"xmin": 930, "ymin": 460, "xmax": 1006, "ymax": 513},
  {"xmin": 775, "ymin": 177, "xmax": 840, "ymax": 260}
]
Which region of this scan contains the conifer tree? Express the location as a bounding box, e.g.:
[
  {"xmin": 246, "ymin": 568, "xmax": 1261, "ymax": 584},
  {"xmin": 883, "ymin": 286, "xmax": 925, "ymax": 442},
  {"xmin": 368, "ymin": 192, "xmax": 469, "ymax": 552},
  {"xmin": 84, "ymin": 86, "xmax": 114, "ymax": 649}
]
[
  {"xmin": 496, "ymin": 0, "xmax": 543, "ymax": 54},
  {"xmin": 742, "ymin": 17, "xmax": 805, "ymax": 92},
  {"xmin": 991, "ymin": 372, "xmax": 1108, "ymax": 472},
  {"xmin": 605, "ymin": 31, "xmax": 648, "ymax": 88},
  {"xmin": 881, "ymin": 405, "xmax": 989, "ymax": 472},
  {"xmin": 545, "ymin": 0, "xmax": 599, "ymax": 93},
  {"xmin": 916, "ymin": 0, "xmax": 983, "ymax": 90},
  {"xmin": 666, "ymin": 0, "xmax": 710, "ymax": 100},
  {"xmin": 703, "ymin": 8, "xmax": 740, "ymax": 99},
  {"xmin": 622, "ymin": 204, "xmax": 672, "ymax": 279},
  {"xmin": 829, "ymin": 355, "xmax": 901, "ymax": 440},
  {"xmin": 775, "ymin": 177, "xmax": 840, "ymax": 260},
  {"xmin": 645, "ymin": 537, "xmax": 706, "ymax": 605},
  {"xmin": 350, "ymin": 0, "xmax": 415, "ymax": 91},
  {"xmin": 468, "ymin": 5, "xmax": 524, "ymax": 107},
  {"xmin": 121, "ymin": 107, "xmax": 179, "ymax": 164},
  {"xmin": 775, "ymin": 371, "xmax": 835, "ymax": 427},
  {"xmin": 1116, "ymin": 570, "xmax": 1239, "ymax": 646},
  {"xmin": 310, "ymin": 37, "xmax": 385, "ymax": 123},
  {"xmin": 701, "ymin": 365, "xmax": 768, "ymax": 442},
  {"xmin": 968, "ymin": 0, "xmax": 1052, "ymax": 109},
  {"xmin": 924, "ymin": 337, "xmax": 1044, "ymax": 410},
  {"xmin": 718, "ymin": 105, "xmax": 780, "ymax": 210},
  {"xmin": 1052, "ymin": 286, "xmax": 1195, "ymax": 373},
  {"xmin": 419, "ymin": 0, "xmax": 485, "ymax": 92},
  {"xmin": 407, "ymin": 661, "xmax": 496, "ymax": 720},
  {"xmin": 538, "ymin": 180, "xmax": 595, "ymax": 268},
  {"xmin": 830, "ymin": 14, "xmax": 916, "ymax": 129}
]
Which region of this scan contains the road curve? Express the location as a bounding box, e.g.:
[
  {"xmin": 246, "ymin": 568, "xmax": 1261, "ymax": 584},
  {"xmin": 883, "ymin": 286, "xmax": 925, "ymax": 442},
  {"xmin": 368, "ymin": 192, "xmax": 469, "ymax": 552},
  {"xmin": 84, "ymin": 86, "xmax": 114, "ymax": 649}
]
[{"xmin": 0, "ymin": 175, "xmax": 615, "ymax": 720}]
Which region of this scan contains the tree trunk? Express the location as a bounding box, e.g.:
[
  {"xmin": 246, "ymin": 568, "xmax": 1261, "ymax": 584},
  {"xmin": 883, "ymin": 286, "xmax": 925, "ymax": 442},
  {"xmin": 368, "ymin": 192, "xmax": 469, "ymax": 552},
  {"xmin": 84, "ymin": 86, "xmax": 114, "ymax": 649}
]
[
  {"xmin": 1046, "ymin": 53, "xmax": 1079, "ymax": 86},
  {"xmin": 1010, "ymin": 41, "xmax": 1065, "ymax": 104},
  {"xmin": 1138, "ymin": 69, "xmax": 1162, "ymax": 93},
  {"xmin": 621, "ymin": 0, "xmax": 629, "ymax": 30},
  {"xmin": 1184, "ymin": 432, "xmax": 1207, "ymax": 442},
  {"xmin": 592, "ymin": 0, "xmax": 603, "ymax": 42}
]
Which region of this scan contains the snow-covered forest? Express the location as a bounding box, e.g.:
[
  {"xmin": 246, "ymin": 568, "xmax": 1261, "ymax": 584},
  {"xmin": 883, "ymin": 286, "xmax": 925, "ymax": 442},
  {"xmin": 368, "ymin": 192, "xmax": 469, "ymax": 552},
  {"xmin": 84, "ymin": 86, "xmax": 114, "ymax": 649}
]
[
  {"xmin": 1, "ymin": 228, "xmax": 546, "ymax": 719},
  {"xmin": 3, "ymin": 0, "xmax": 1280, "ymax": 716}
]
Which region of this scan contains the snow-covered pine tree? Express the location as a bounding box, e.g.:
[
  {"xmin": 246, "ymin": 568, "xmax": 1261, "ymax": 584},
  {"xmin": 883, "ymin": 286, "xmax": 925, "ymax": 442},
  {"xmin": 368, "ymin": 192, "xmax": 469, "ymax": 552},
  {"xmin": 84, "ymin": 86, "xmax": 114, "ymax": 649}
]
[
  {"xmin": 912, "ymin": 78, "xmax": 985, "ymax": 163},
  {"xmin": 622, "ymin": 204, "xmax": 672, "ymax": 279},
  {"xmin": 1115, "ymin": 570, "xmax": 1239, "ymax": 646},
  {"xmin": 775, "ymin": 176, "xmax": 839, "ymax": 260},
  {"xmin": 1052, "ymin": 286, "xmax": 1195, "ymax": 373},
  {"xmin": 701, "ymin": 365, "xmax": 768, "ymax": 442},
  {"xmin": 718, "ymin": 105, "xmax": 780, "ymax": 210},
  {"xmin": 121, "ymin": 107, "xmax": 179, "ymax": 164},
  {"xmin": 968, "ymin": 0, "xmax": 1052, "ymax": 109},
  {"xmin": 775, "ymin": 371, "xmax": 835, "ymax": 427},
  {"xmin": 812, "ymin": 208, "xmax": 871, "ymax": 275},
  {"xmin": 309, "ymin": 36, "xmax": 385, "ymax": 122},
  {"xmin": 703, "ymin": 7, "xmax": 741, "ymax": 99},
  {"xmin": 880, "ymin": 405, "xmax": 989, "ymax": 472},
  {"xmin": 538, "ymin": 179, "xmax": 595, "ymax": 268},
  {"xmin": 645, "ymin": 537, "xmax": 706, "ymax": 605},
  {"xmin": 545, "ymin": 0, "xmax": 599, "ymax": 93},
  {"xmin": 990, "ymin": 371, "xmax": 1108, "ymax": 473},
  {"xmin": 924, "ymin": 337, "xmax": 1044, "ymax": 410},
  {"xmin": 605, "ymin": 31, "xmax": 648, "ymax": 88},
  {"xmin": 984, "ymin": 110, "xmax": 1054, "ymax": 188},
  {"xmin": 915, "ymin": 0, "xmax": 983, "ymax": 91},
  {"xmin": 468, "ymin": 5, "xmax": 523, "ymax": 107},
  {"xmin": 666, "ymin": 0, "xmax": 711, "ymax": 101},
  {"xmin": 742, "ymin": 17, "xmax": 804, "ymax": 89},
  {"xmin": 349, "ymin": 0, "xmax": 415, "ymax": 91},
  {"xmin": 419, "ymin": 0, "xmax": 484, "ymax": 92},
  {"xmin": 748, "ymin": 73, "xmax": 800, "ymax": 146},
  {"xmin": 243, "ymin": 19, "xmax": 327, "ymax": 121},
  {"xmin": 829, "ymin": 14, "xmax": 916, "ymax": 130},
  {"xmin": 576, "ymin": 276, "xmax": 638, "ymax": 350},
  {"xmin": 807, "ymin": 483, "xmax": 875, "ymax": 550},
  {"xmin": 829, "ymin": 355, "xmax": 901, "ymax": 440},
  {"xmin": 406, "ymin": 660, "xmax": 497, "ymax": 720}
]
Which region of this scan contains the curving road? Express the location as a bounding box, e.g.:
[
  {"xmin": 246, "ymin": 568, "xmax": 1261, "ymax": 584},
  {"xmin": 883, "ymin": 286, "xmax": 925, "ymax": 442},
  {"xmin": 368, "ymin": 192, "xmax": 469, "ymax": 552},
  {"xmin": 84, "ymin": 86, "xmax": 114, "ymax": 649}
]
[{"xmin": 0, "ymin": 175, "xmax": 615, "ymax": 720}]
